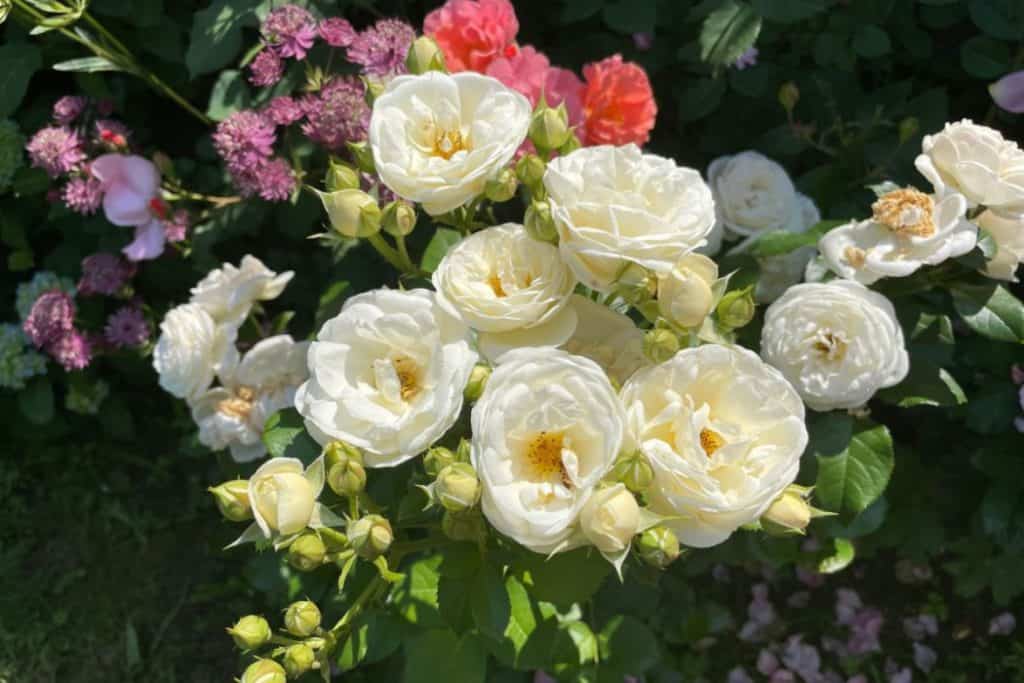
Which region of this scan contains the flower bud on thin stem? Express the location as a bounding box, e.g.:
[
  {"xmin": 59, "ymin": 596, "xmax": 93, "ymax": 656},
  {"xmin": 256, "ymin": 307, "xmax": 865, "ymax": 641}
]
[
  {"xmin": 209, "ymin": 479, "xmax": 252, "ymax": 522},
  {"xmin": 525, "ymin": 199, "xmax": 558, "ymax": 243},
  {"xmin": 464, "ymin": 364, "xmax": 490, "ymax": 402},
  {"xmin": 434, "ymin": 462, "xmax": 482, "ymax": 513},
  {"xmin": 284, "ymin": 601, "xmax": 322, "ymax": 637},
  {"xmin": 515, "ymin": 153, "xmax": 546, "ymax": 194},
  {"xmin": 716, "ymin": 286, "xmax": 756, "ymax": 330},
  {"xmin": 348, "ymin": 514, "xmax": 393, "ymax": 560},
  {"xmin": 643, "ymin": 328, "xmax": 680, "ymax": 364},
  {"xmin": 406, "ymin": 35, "xmax": 447, "ymax": 74},
  {"xmin": 614, "ymin": 262, "xmax": 657, "ymax": 306},
  {"xmin": 241, "ymin": 659, "xmax": 286, "ymax": 683},
  {"xmin": 325, "ymin": 159, "xmax": 361, "ymax": 192},
  {"xmin": 318, "ymin": 188, "xmax": 382, "ymax": 238},
  {"xmin": 761, "ymin": 484, "xmax": 830, "ymax": 536},
  {"xmin": 635, "ymin": 526, "xmax": 682, "ymax": 569},
  {"xmin": 381, "ymin": 200, "xmax": 417, "ymax": 237},
  {"xmin": 529, "ymin": 100, "xmax": 572, "ymax": 153},
  {"xmin": 424, "ymin": 446, "xmax": 456, "ymax": 478},
  {"xmin": 288, "ymin": 532, "xmax": 327, "ymax": 572},
  {"xmin": 484, "ymin": 167, "xmax": 518, "ymax": 203},
  {"xmin": 325, "ymin": 441, "xmax": 367, "ymax": 497},
  {"xmin": 282, "ymin": 643, "xmax": 316, "ymax": 678},
  {"xmin": 610, "ymin": 451, "xmax": 654, "ymax": 493},
  {"xmin": 228, "ymin": 614, "xmax": 272, "ymax": 650}
]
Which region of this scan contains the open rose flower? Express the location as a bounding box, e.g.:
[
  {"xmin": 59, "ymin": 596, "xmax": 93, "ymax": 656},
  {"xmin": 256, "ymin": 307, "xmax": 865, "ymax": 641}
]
[
  {"xmin": 189, "ymin": 255, "xmax": 294, "ymax": 326},
  {"xmin": 621, "ymin": 345, "xmax": 807, "ymax": 547},
  {"xmin": 819, "ymin": 187, "xmax": 976, "ymax": 285},
  {"xmin": 915, "ymin": 119, "xmax": 1024, "ymax": 217},
  {"xmin": 295, "ymin": 289, "xmax": 478, "ymax": 467},
  {"xmin": 191, "ymin": 335, "xmax": 309, "ymax": 463},
  {"xmin": 761, "ymin": 280, "xmax": 909, "ymax": 412},
  {"xmin": 369, "ymin": 71, "xmax": 530, "ymax": 215},
  {"xmin": 433, "ymin": 223, "xmax": 577, "ymax": 361},
  {"xmin": 580, "ymin": 55, "xmax": 657, "ymax": 147},
  {"xmin": 544, "ymin": 144, "xmax": 715, "ymax": 291},
  {"xmin": 977, "ymin": 209, "xmax": 1024, "ymax": 281},
  {"xmin": 91, "ymin": 154, "xmax": 167, "ymax": 261},
  {"xmin": 424, "ymin": 0, "xmax": 518, "ymax": 73},
  {"xmin": 152, "ymin": 303, "xmax": 239, "ymax": 401},
  {"xmin": 471, "ymin": 347, "xmax": 626, "ymax": 554}
]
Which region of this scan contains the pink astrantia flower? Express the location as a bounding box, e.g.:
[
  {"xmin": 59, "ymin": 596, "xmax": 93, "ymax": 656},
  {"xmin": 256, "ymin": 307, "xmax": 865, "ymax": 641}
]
[
  {"xmin": 424, "ymin": 0, "xmax": 518, "ymax": 73},
  {"xmin": 252, "ymin": 157, "xmax": 296, "ymax": 201},
  {"xmin": 91, "ymin": 154, "xmax": 167, "ymax": 261},
  {"xmin": 62, "ymin": 175, "xmax": 104, "ymax": 215},
  {"xmin": 78, "ymin": 253, "xmax": 135, "ymax": 296},
  {"xmin": 48, "ymin": 329, "xmax": 92, "ymax": 371},
  {"xmin": 486, "ymin": 45, "xmax": 550, "ymax": 106},
  {"xmin": 26, "ymin": 126, "xmax": 86, "ymax": 178},
  {"xmin": 580, "ymin": 54, "xmax": 657, "ymax": 147},
  {"xmin": 347, "ymin": 18, "xmax": 416, "ymax": 77},
  {"xmin": 319, "ymin": 17, "xmax": 356, "ymax": 48},
  {"xmin": 249, "ymin": 49, "xmax": 285, "ymax": 87},
  {"xmin": 261, "ymin": 5, "xmax": 318, "ymax": 60},
  {"xmin": 990, "ymin": 70, "xmax": 1024, "ymax": 114},
  {"xmin": 105, "ymin": 306, "xmax": 150, "ymax": 348},
  {"xmin": 52, "ymin": 96, "xmax": 88, "ymax": 125},
  {"xmin": 264, "ymin": 96, "xmax": 305, "ymax": 126},
  {"xmin": 23, "ymin": 291, "xmax": 75, "ymax": 347},
  {"xmin": 213, "ymin": 110, "xmax": 277, "ymax": 176},
  {"xmin": 300, "ymin": 77, "xmax": 369, "ymax": 151}
]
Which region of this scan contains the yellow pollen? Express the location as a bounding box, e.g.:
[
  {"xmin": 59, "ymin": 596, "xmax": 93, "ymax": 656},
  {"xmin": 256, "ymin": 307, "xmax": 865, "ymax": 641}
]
[
  {"xmin": 432, "ymin": 129, "xmax": 467, "ymax": 160},
  {"xmin": 872, "ymin": 188, "xmax": 935, "ymax": 238},
  {"xmin": 699, "ymin": 428, "xmax": 725, "ymax": 457},
  {"xmin": 844, "ymin": 246, "xmax": 866, "ymax": 269},
  {"xmin": 216, "ymin": 385, "xmax": 256, "ymax": 420},
  {"xmin": 813, "ymin": 332, "xmax": 847, "ymax": 361},
  {"xmin": 487, "ymin": 274, "xmax": 507, "ymax": 297},
  {"xmin": 525, "ymin": 431, "xmax": 571, "ymax": 487},
  {"xmin": 391, "ymin": 355, "xmax": 422, "ymax": 401}
]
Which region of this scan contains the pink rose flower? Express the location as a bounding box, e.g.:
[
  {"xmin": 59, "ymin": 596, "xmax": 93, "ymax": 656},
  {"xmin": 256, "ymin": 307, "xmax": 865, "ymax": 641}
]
[
  {"xmin": 424, "ymin": 0, "xmax": 518, "ymax": 73},
  {"xmin": 91, "ymin": 154, "xmax": 166, "ymax": 261},
  {"xmin": 544, "ymin": 66, "xmax": 585, "ymax": 128},
  {"xmin": 486, "ymin": 45, "xmax": 550, "ymax": 106},
  {"xmin": 580, "ymin": 54, "xmax": 657, "ymax": 147}
]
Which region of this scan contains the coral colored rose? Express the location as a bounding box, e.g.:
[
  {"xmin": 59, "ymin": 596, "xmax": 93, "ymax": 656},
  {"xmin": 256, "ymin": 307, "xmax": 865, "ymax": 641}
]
[
  {"xmin": 424, "ymin": 0, "xmax": 518, "ymax": 73},
  {"xmin": 580, "ymin": 55, "xmax": 657, "ymax": 147},
  {"xmin": 91, "ymin": 154, "xmax": 166, "ymax": 261}
]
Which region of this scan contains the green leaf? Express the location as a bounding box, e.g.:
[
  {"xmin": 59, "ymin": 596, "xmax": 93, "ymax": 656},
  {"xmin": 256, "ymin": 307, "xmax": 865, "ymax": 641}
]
[
  {"xmin": 598, "ymin": 615, "xmax": 659, "ymax": 678},
  {"xmin": 699, "ymin": 0, "xmax": 762, "ymax": 67},
  {"xmin": 852, "ymin": 24, "xmax": 891, "ymax": 58},
  {"xmin": 52, "ymin": 56, "xmax": 124, "ymax": 73},
  {"xmin": 470, "ymin": 563, "xmax": 511, "ymax": 641},
  {"xmin": 0, "ymin": 44, "xmax": 43, "ymax": 117},
  {"xmin": 206, "ymin": 69, "xmax": 252, "ymax": 122},
  {"xmin": 749, "ymin": 220, "xmax": 846, "ymax": 257},
  {"xmin": 559, "ymin": 0, "xmax": 603, "ymax": 23},
  {"xmin": 402, "ymin": 630, "xmax": 486, "ymax": 683},
  {"xmin": 676, "ymin": 76, "xmax": 727, "ymax": 122},
  {"xmin": 876, "ymin": 366, "xmax": 966, "ymax": 408},
  {"xmin": 512, "ymin": 548, "xmax": 610, "ymax": 611},
  {"xmin": 960, "ymin": 35, "xmax": 1012, "ymax": 79},
  {"xmin": 337, "ymin": 611, "xmax": 405, "ymax": 671},
  {"xmin": 968, "ymin": 0, "xmax": 1024, "ymax": 41},
  {"xmin": 19, "ymin": 378, "xmax": 55, "ymax": 425},
  {"xmin": 818, "ymin": 538, "xmax": 855, "ymax": 574},
  {"xmin": 314, "ymin": 280, "xmax": 351, "ymax": 328},
  {"xmin": 420, "ymin": 228, "xmax": 462, "ymax": 273},
  {"xmin": 8, "ymin": 250, "xmax": 34, "ymax": 271},
  {"xmin": 602, "ymin": 0, "xmax": 656, "ymax": 34},
  {"xmin": 503, "ymin": 574, "xmax": 537, "ymax": 656},
  {"xmin": 951, "ymin": 282, "xmax": 1024, "ymax": 343},
  {"xmin": 393, "ymin": 555, "xmax": 443, "ymax": 626},
  {"xmin": 185, "ymin": 0, "xmax": 264, "ymax": 78},
  {"xmin": 261, "ymin": 408, "xmax": 319, "ymax": 462},
  {"xmin": 814, "ymin": 422, "xmax": 895, "ymax": 521},
  {"xmin": 751, "ymin": 0, "xmax": 828, "ymax": 22}
]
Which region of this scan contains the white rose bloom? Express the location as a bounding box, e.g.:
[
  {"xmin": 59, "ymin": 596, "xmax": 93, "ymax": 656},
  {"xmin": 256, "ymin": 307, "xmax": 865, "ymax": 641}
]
[
  {"xmin": 544, "ymin": 144, "xmax": 715, "ymax": 291},
  {"xmin": 978, "ymin": 210, "xmax": 1024, "ymax": 281},
  {"xmin": 579, "ymin": 483, "xmax": 640, "ymax": 555},
  {"xmin": 192, "ymin": 335, "xmax": 309, "ymax": 463},
  {"xmin": 621, "ymin": 345, "xmax": 807, "ymax": 548},
  {"xmin": 153, "ymin": 303, "xmax": 238, "ymax": 401},
  {"xmin": 819, "ymin": 187, "xmax": 976, "ymax": 285},
  {"xmin": 369, "ymin": 71, "xmax": 530, "ymax": 216},
  {"xmin": 915, "ymin": 119, "xmax": 1024, "ymax": 217},
  {"xmin": 432, "ymin": 223, "xmax": 577, "ymax": 361},
  {"xmin": 190, "ymin": 255, "xmax": 294, "ymax": 326},
  {"xmin": 562, "ymin": 294, "xmax": 648, "ymax": 387},
  {"xmin": 295, "ymin": 289, "xmax": 478, "ymax": 467},
  {"xmin": 471, "ymin": 347, "xmax": 626, "ymax": 554},
  {"xmin": 760, "ymin": 280, "xmax": 909, "ymax": 412}
]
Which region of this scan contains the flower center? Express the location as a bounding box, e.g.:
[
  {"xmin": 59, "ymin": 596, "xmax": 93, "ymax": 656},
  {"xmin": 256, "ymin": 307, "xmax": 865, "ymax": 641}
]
[
  {"xmin": 391, "ymin": 355, "xmax": 422, "ymax": 401},
  {"xmin": 699, "ymin": 428, "xmax": 725, "ymax": 457},
  {"xmin": 844, "ymin": 246, "xmax": 866, "ymax": 269},
  {"xmin": 487, "ymin": 274, "xmax": 507, "ymax": 297},
  {"xmin": 432, "ymin": 128, "xmax": 468, "ymax": 160},
  {"xmin": 872, "ymin": 188, "xmax": 935, "ymax": 238},
  {"xmin": 217, "ymin": 385, "xmax": 256, "ymax": 420},
  {"xmin": 812, "ymin": 330, "xmax": 847, "ymax": 361},
  {"xmin": 525, "ymin": 430, "xmax": 572, "ymax": 487}
]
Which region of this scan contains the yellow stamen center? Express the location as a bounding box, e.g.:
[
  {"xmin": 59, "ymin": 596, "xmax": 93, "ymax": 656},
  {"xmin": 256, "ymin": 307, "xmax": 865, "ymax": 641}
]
[
  {"xmin": 488, "ymin": 274, "xmax": 507, "ymax": 297},
  {"xmin": 813, "ymin": 332, "xmax": 847, "ymax": 361},
  {"xmin": 872, "ymin": 188, "xmax": 935, "ymax": 238},
  {"xmin": 391, "ymin": 355, "xmax": 422, "ymax": 401},
  {"xmin": 844, "ymin": 246, "xmax": 866, "ymax": 269},
  {"xmin": 700, "ymin": 428, "xmax": 725, "ymax": 457},
  {"xmin": 217, "ymin": 386, "xmax": 256, "ymax": 420},
  {"xmin": 525, "ymin": 431, "xmax": 571, "ymax": 486},
  {"xmin": 432, "ymin": 129, "xmax": 467, "ymax": 160}
]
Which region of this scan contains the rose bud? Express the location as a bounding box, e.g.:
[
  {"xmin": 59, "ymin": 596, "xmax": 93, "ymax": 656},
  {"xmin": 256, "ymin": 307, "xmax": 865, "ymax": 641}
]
[
  {"xmin": 657, "ymin": 253, "xmax": 718, "ymax": 329},
  {"xmin": 241, "ymin": 659, "xmax": 286, "ymax": 683},
  {"xmin": 288, "ymin": 532, "xmax": 327, "ymax": 572},
  {"xmin": 227, "ymin": 614, "xmax": 272, "ymax": 650},
  {"xmin": 348, "ymin": 514, "xmax": 393, "ymax": 560},
  {"xmin": 282, "ymin": 643, "xmax": 316, "ymax": 678},
  {"xmin": 209, "ymin": 479, "xmax": 252, "ymax": 522},
  {"xmin": 284, "ymin": 600, "xmax": 322, "ymax": 637},
  {"xmin": 434, "ymin": 462, "xmax": 481, "ymax": 513}
]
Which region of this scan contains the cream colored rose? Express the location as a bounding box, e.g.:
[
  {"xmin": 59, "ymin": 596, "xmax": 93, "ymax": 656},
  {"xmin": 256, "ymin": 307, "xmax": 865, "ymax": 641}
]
[
  {"xmin": 819, "ymin": 187, "xmax": 976, "ymax": 285},
  {"xmin": 190, "ymin": 255, "xmax": 293, "ymax": 326},
  {"xmin": 916, "ymin": 119, "xmax": 1024, "ymax": 217},
  {"xmin": 294, "ymin": 289, "xmax": 478, "ymax": 467},
  {"xmin": 249, "ymin": 457, "xmax": 319, "ymax": 537},
  {"xmin": 760, "ymin": 280, "xmax": 909, "ymax": 412},
  {"xmin": 153, "ymin": 303, "xmax": 238, "ymax": 401},
  {"xmin": 657, "ymin": 254, "xmax": 719, "ymax": 328},
  {"xmin": 432, "ymin": 223, "xmax": 577, "ymax": 361},
  {"xmin": 621, "ymin": 344, "xmax": 807, "ymax": 548},
  {"xmin": 562, "ymin": 295, "xmax": 648, "ymax": 387},
  {"xmin": 192, "ymin": 335, "xmax": 309, "ymax": 463},
  {"xmin": 471, "ymin": 347, "xmax": 626, "ymax": 554},
  {"xmin": 708, "ymin": 151, "xmax": 811, "ymax": 239},
  {"xmin": 579, "ymin": 483, "xmax": 640, "ymax": 555},
  {"xmin": 369, "ymin": 71, "xmax": 530, "ymax": 216},
  {"xmin": 544, "ymin": 144, "xmax": 715, "ymax": 291},
  {"xmin": 977, "ymin": 210, "xmax": 1024, "ymax": 281}
]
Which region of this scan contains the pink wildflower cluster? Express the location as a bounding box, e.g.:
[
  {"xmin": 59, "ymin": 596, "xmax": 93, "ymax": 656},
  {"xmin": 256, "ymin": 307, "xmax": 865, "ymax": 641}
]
[
  {"xmin": 213, "ymin": 111, "xmax": 296, "ymax": 201},
  {"xmin": 22, "ymin": 291, "xmax": 91, "ymax": 371}
]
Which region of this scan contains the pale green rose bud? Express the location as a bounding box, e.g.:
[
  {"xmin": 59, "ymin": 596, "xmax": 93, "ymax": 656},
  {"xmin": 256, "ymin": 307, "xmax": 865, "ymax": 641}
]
[
  {"xmin": 442, "ymin": 510, "xmax": 485, "ymax": 542},
  {"xmin": 381, "ymin": 200, "xmax": 417, "ymax": 237},
  {"xmin": 515, "ymin": 153, "xmax": 546, "ymax": 192},
  {"xmin": 288, "ymin": 532, "xmax": 327, "ymax": 572},
  {"xmin": 484, "ymin": 167, "xmax": 518, "ymax": 202},
  {"xmin": 227, "ymin": 614, "xmax": 271, "ymax": 650},
  {"xmin": 423, "ymin": 446, "xmax": 456, "ymax": 478},
  {"xmin": 209, "ymin": 479, "xmax": 252, "ymax": 522},
  {"xmin": 761, "ymin": 491, "xmax": 812, "ymax": 536},
  {"xmin": 282, "ymin": 643, "xmax": 316, "ymax": 678},
  {"xmin": 778, "ymin": 82, "xmax": 800, "ymax": 113},
  {"xmin": 643, "ymin": 328, "xmax": 679, "ymax": 364},
  {"xmin": 435, "ymin": 462, "xmax": 481, "ymax": 513},
  {"xmin": 348, "ymin": 514, "xmax": 393, "ymax": 560},
  {"xmin": 284, "ymin": 601, "xmax": 322, "ymax": 637},
  {"xmin": 524, "ymin": 199, "xmax": 558, "ymax": 243},
  {"xmin": 558, "ymin": 132, "xmax": 582, "ymax": 156},
  {"xmin": 716, "ymin": 286, "xmax": 756, "ymax": 329},
  {"xmin": 463, "ymin": 364, "xmax": 490, "ymax": 402},
  {"xmin": 610, "ymin": 451, "xmax": 654, "ymax": 493},
  {"xmin": 898, "ymin": 117, "xmax": 919, "ymax": 145},
  {"xmin": 406, "ymin": 35, "xmax": 447, "ymax": 74},
  {"xmin": 346, "ymin": 140, "xmax": 376, "ymax": 174},
  {"xmin": 529, "ymin": 101, "xmax": 572, "ymax": 152},
  {"xmin": 325, "ymin": 159, "xmax": 361, "ymax": 192},
  {"xmin": 657, "ymin": 254, "xmax": 718, "ymax": 328},
  {"xmin": 319, "ymin": 189, "xmax": 382, "ymax": 238},
  {"xmin": 325, "ymin": 440, "xmax": 363, "ymax": 469},
  {"xmin": 241, "ymin": 659, "xmax": 286, "ymax": 683},
  {"xmin": 635, "ymin": 526, "xmax": 682, "ymax": 569},
  {"xmin": 614, "ymin": 262, "xmax": 657, "ymax": 306},
  {"xmin": 455, "ymin": 438, "xmax": 471, "ymax": 463},
  {"xmin": 325, "ymin": 441, "xmax": 367, "ymax": 496}
]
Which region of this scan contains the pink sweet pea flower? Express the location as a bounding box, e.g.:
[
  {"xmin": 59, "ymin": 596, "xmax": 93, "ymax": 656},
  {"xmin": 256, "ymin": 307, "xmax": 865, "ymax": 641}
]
[
  {"xmin": 91, "ymin": 154, "xmax": 166, "ymax": 261},
  {"xmin": 990, "ymin": 71, "xmax": 1024, "ymax": 114}
]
